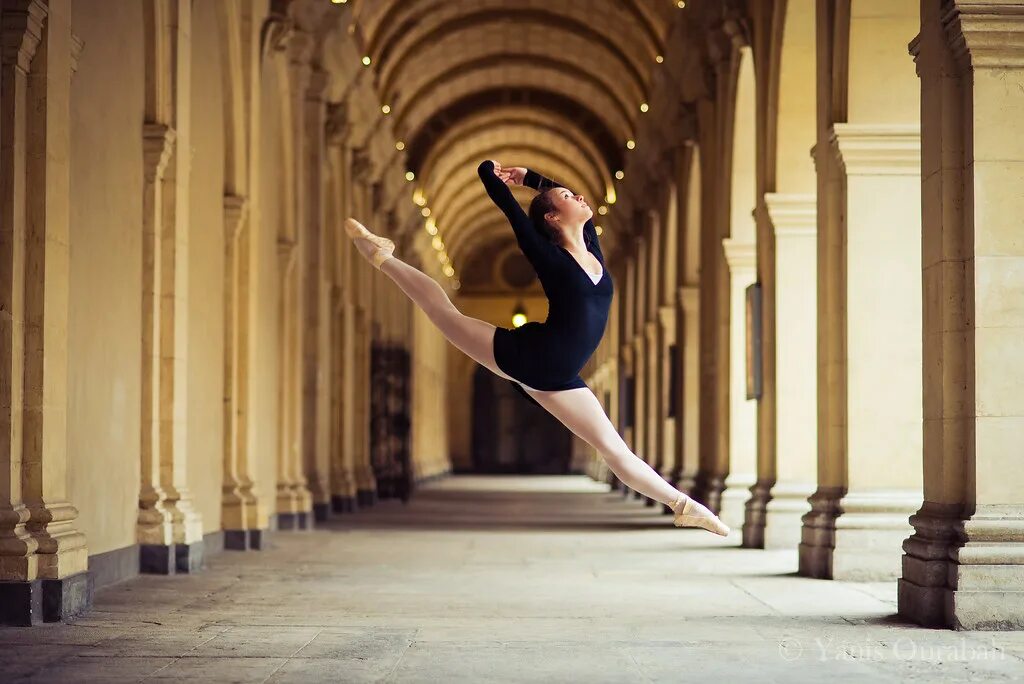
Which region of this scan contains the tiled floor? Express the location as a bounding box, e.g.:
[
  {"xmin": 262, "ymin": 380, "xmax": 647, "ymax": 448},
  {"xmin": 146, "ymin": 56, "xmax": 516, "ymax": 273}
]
[{"xmin": 3, "ymin": 475, "xmax": 1023, "ymax": 683}]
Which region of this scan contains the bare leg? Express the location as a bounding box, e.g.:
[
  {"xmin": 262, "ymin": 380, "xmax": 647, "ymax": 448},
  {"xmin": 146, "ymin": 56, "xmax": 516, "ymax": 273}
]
[
  {"xmin": 377, "ymin": 255, "xmax": 509, "ymax": 380},
  {"xmin": 519, "ymin": 385, "xmax": 729, "ymax": 534}
]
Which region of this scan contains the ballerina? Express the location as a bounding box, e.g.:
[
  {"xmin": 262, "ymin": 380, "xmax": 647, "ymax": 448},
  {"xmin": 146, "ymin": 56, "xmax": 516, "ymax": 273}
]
[{"xmin": 344, "ymin": 159, "xmax": 728, "ymax": 536}]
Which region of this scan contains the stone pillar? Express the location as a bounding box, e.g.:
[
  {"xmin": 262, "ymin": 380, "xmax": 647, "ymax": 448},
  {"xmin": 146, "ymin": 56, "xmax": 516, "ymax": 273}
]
[
  {"xmin": 354, "ymin": 304, "xmax": 377, "ymax": 506},
  {"xmin": 137, "ymin": 0, "xmax": 204, "ymax": 574},
  {"xmin": 221, "ymin": 195, "xmax": 266, "ymax": 549},
  {"xmin": 0, "ymin": 0, "xmax": 90, "ymax": 625},
  {"xmin": 799, "ymin": 125, "xmax": 923, "ymax": 580},
  {"xmin": 756, "ymin": 194, "xmax": 817, "ymax": 550},
  {"xmin": 642, "ymin": 319, "xmax": 659, "ymax": 506},
  {"xmin": 899, "ymin": 1, "xmax": 1024, "ymax": 630},
  {"xmin": 673, "ymin": 285, "xmax": 700, "ymax": 495},
  {"xmin": 718, "ymin": 238, "xmax": 757, "ymax": 530},
  {"xmin": 333, "ymin": 298, "xmax": 359, "ymax": 512},
  {"xmin": 299, "ymin": 65, "xmax": 331, "ymax": 524},
  {"xmin": 656, "ymin": 304, "xmax": 676, "ymax": 490}
]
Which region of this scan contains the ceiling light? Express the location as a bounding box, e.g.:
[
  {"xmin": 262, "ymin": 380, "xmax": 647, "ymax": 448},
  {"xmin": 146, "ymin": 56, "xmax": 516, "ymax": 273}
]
[
  {"xmin": 656, "ymin": 55, "xmax": 664, "ymax": 64},
  {"xmin": 598, "ymin": 206, "xmax": 608, "ymax": 215},
  {"xmin": 432, "ymin": 236, "xmax": 444, "ymax": 251},
  {"xmin": 626, "ymin": 139, "xmax": 636, "ymax": 150},
  {"xmin": 615, "ymin": 170, "xmax": 624, "ymax": 180},
  {"xmin": 595, "ymin": 226, "xmax": 603, "ymax": 236},
  {"xmin": 381, "ymin": 105, "xmax": 391, "ymax": 114},
  {"xmin": 421, "ymin": 207, "xmax": 430, "ymax": 217},
  {"xmin": 361, "ymin": 55, "xmax": 371, "ymax": 66},
  {"xmin": 395, "ymin": 141, "xmax": 405, "ymax": 151},
  {"xmin": 331, "ymin": 0, "xmax": 347, "ymax": 4},
  {"xmin": 405, "ymin": 171, "xmax": 415, "ymax": 181},
  {"xmin": 677, "ymin": 1, "xmax": 686, "ymax": 8},
  {"xmin": 425, "ymin": 217, "xmax": 436, "ymax": 234},
  {"xmin": 640, "ymin": 103, "xmax": 649, "ymax": 113}
]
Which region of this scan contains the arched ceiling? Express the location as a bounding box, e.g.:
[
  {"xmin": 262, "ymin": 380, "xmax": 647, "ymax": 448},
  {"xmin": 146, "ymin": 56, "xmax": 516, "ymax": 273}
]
[{"xmin": 349, "ymin": 0, "xmax": 677, "ymax": 289}]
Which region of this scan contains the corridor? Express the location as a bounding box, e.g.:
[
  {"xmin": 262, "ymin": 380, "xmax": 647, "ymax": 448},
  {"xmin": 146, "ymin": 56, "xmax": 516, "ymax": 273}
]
[{"xmin": 2, "ymin": 476, "xmax": 1022, "ymax": 683}]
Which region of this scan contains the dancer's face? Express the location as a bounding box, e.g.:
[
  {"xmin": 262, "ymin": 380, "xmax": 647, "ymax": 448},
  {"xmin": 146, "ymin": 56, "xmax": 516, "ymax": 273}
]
[{"xmin": 545, "ymin": 187, "xmax": 593, "ymax": 228}]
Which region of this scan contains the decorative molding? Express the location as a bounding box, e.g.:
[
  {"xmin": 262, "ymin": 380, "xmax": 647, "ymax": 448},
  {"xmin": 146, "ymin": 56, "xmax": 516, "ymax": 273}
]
[
  {"xmin": 943, "ymin": 2, "xmax": 1024, "ymax": 69},
  {"xmin": 142, "ymin": 123, "xmax": 176, "ymax": 182},
  {"xmin": 764, "ymin": 193, "xmax": 817, "ymax": 238},
  {"xmin": 0, "ymin": 0, "xmax": 46, "ymax": 72},
  {"xmin": 831, "ymin": 123, "xmax": 921, "ymax": 176},
  {"xmin": 722, "ymin": 237, "xmax": 756, "ymax": 269}
]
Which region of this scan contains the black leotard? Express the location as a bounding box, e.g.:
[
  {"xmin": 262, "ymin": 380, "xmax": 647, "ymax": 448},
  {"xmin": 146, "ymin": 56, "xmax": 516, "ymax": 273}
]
[{"xmin": 477, "ymin": 160, "xmax": 614, "ymax": 404}]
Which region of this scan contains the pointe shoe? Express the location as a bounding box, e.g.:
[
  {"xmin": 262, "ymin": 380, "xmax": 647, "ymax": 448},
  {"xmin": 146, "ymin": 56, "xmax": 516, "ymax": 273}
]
[
  {"xmin": 345, "ymin": 217, "xmax": 395, "ymax": 270},
  {"xmin": 671, "ymin": 493, "xmax": 730, "ymax": 536}
]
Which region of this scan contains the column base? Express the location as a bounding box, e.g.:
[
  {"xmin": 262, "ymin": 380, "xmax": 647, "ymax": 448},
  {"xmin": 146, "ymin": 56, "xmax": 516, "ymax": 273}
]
[
  {"xmin": 692, "ymin": 473, "xmax": 725, "ymax": 515},
  {"xmin": 742, "ymin": 479, "xmax": 772, "ymax": 549},
  {"xmin": 0, "ymin": 572, "xmax": 93, "ymax": 626},
  {"xmin": 277, "ymin": 511, "xmax": 312, "ymax": 531},
  {"xmin": 224, "ymin": 528, "xmax": 268, "ymax": 551},
  {"xmin": 139, "ymin": 541, "xmax": 204, "ymax": 575},
  {"xmin": 762, "ymin": 482, "xmax": 815, "ymax": 550},
  {"xmin": 356, "ymin": 489, "xmax": 377, "ymax": 508},
  {"xmin": 719, "ymin": 475, "xmax": 756, "ymax": 531},
  {"xmin": 899, "ymin": 502, "xmax": 1024, "ymax": 630},
  {"xmin": 799, "ymin": 487, "xmax": 918, "ymax": 580},
  {"xmin": 331, "ymin": 495, "xmax": 356, "ymax": 513},
  {"xmin": 312, "ymin": 503, "xmax": 330, "ymax": 523}
]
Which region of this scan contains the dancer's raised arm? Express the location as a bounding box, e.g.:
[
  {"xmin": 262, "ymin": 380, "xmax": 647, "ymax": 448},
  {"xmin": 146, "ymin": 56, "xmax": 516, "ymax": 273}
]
[{"xmin": 477, "ymin": 160, "xmax": 554, "ymax": 265}]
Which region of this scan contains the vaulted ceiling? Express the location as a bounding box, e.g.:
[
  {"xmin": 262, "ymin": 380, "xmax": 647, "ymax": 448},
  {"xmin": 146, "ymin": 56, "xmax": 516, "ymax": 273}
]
[{"xmin": 349, "ymin": 0, "xmax": 678, "ymax": 289}]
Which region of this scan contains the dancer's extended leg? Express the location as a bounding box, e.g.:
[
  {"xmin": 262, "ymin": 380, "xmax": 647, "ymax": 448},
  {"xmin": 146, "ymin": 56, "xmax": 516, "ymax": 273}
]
[{"xmin": 520, "ymin": 386, "xmax": 730, "ymax": 535}]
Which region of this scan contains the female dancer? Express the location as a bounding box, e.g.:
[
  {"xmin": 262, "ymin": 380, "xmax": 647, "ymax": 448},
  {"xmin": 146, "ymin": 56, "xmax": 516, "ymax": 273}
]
[{"xmin": 344, "ymin": 159, "xmax": 728, "ymax": 536}]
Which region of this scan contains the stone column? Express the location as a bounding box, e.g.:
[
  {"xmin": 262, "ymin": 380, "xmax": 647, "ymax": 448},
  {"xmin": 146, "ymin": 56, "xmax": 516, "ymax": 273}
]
[
  {"xmin": 799, "ymin": 125, "xmax": 923, "ymax": 580},
  {"xmin": 354, "ymin": 304, "xmax": 378, "ymax": 506},
  {"xmin": 0, "ymin": 0, "xmax": 90, "ymax": 625},
  {"xmin": 334, "ymin": 297, "xmax": 359, "ymax": 512},
  {"xmin": 899, "ymin": 1, "xmax": 1024, "ymax": 630},
  {"xmin": 718, "ymin": 238, "xmax": 757, "ymax": 530},
  {"xmin": 299, "ymin": 66, "xmax": 331, "ymax": 524},
  {"xmin": 656, "ymin": 305, "xmax": 677, "ymax": 493},
  {"xmin": 757, "ymin": 194, "xmax": 817, "ymax": 549},
  {"xmin": 673, "ymin": 285, "xmax": 700, "ymax": 495},
  {"xmin": 137, "ymin": 0, "xmax": 204, "ymax": 574},
  {"xmin": 642, "ymin": 320, "xmax": 659, "ymax": 506},
  {"xmin": 221, "ymin": 195, "xmax": 266, "ymax": 549}
]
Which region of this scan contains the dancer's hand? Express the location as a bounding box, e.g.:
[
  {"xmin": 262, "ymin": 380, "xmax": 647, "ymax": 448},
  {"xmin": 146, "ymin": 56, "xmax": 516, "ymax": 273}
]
[{"xmin": 489, "ymin": 161, "xmax": 526, "ymax": 186}]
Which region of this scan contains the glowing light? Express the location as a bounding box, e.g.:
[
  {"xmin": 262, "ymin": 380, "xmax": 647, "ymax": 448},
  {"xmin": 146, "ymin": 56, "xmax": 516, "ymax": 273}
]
[
  {"xmin": 512, "ymin": 312, "xmax": 527, "ymax": 328},
  {"xmin": 431, "ymin": 236, "xmax": 444, "ymax": 251},
  {"xmin": 677, "ymin": 0, "xmax": 686, "ymax": 8},
  {"xmin": 626, "ymin": 139, "xmax": 636, "ymax": 150},
  {"xmin": 595, "ymin": 226, "xmax": 603, "ymax": 236},
  {"xmin": 598, "ymin": 205, "xmax": 608, "ymax": 216},
  {"xmin": 413, "ymin": 189, "xmax": 426, "ymax": 206},
  {"xmin": 656, "ymin": 55, "xmax": 664, "ymax": 64},
  {"xmin": 453, "ymin": 279, "xmax": 461, "ymax": 290},
  {"xmin": 405, "ymin": 171, "xmax": 415, "ymax": 181},
  {"xmin": 331, "ymin": 0, "xmax": 347, "ymax": 4},
  {"xmin": 425, "ymin": 217, "xmax": 438, "ymax": 235},
  {"xmin": 381, "ymin": 104, "xmax": 391, "ymax": 114},
  {"xmin": 443, "ymin": 264, "xmax": 454, "ymax": 277},
  {"xmin": 395, "ymin": 141, "xmax": 405, "ymax": 151},
  {"xmin": 361, "ymin": 55, "xmax": 371, "ymax": 66},
  {"xmin": 420, "ymin": 207, "xmax": 430, "ymax": 217},
  {"xmin": 615, "ymin": 170, "xmax": 625, "ymax": 180},
  {"xmin": 640, "ymin": 103, "xmax": 649, "ymax": 113}
]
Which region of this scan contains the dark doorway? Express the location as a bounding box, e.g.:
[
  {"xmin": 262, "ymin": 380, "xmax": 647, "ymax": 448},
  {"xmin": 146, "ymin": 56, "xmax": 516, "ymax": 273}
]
[{"xmin": 470, "ymin": 367, "xmax": 571, "ymax": 474}]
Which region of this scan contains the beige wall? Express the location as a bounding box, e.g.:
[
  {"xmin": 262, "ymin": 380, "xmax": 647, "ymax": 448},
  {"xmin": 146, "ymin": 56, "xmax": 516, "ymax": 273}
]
[
  {"xmin": 252, "ymin": 60, "xmax": 283, "ymax": 517},
  {"xmin": 67, "ymin": 1, "xmax": 144, "ymax": 556},
  {"xmin": 187, "ymin": 0, "xmax": 227, "ymax": 534}
]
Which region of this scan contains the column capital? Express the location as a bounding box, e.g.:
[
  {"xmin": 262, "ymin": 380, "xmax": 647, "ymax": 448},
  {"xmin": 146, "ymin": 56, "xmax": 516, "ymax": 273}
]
[
  {"xmin": 764, "ymin": 193, "xmax": 817, "ymax": 238},
  {"xmin": 677, "ymin": 285, "xmax": 699, "ymax": 314},
  {"xmin": 142, "ymin": 123, "xmax": 176, "ymax": 182},
  {"xmin": 1, "ymin": 0, "xmax": 46, "ymax": 72},
  {"xmin": 831, "ymin": 123, "xmax": 921, "ymax": 176},
  {"xmin": 944, "ymin": 1, "xmax": 1024, "ymax": 69},
  {"xmin": 223, "ymin": 194, "xmax": 248, "ymax": 239},
  {"xmin": 722, "ymin": 237, "xmax": 756, "ymax": 270}
]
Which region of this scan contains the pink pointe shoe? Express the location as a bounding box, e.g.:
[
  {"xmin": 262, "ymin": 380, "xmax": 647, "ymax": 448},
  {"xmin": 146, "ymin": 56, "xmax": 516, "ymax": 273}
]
[
  {"xmin": 671, "ymin": 493, "xmax": 730, "ymax": 536},
  {"xmin": 345, "ymin": 217, "xmax": 395, "ymax": 270}
]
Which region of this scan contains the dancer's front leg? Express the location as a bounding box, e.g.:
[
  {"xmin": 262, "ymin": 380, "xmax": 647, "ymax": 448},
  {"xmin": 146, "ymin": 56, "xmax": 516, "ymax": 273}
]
[{"xmin": 521, "ymin": 386, "xmax": 730, "ymax": 535}]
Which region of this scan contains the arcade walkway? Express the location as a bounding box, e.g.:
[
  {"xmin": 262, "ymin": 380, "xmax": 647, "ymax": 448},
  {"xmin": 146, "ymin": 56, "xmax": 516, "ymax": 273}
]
[{"xmin": 2, "ymin": 476, "xmax": 1022, "ymax": 683}]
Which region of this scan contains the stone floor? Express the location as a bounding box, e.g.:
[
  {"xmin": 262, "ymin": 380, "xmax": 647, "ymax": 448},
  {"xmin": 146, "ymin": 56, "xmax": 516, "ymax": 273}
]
[{"xmin": 3, "ymin": 475, "xmax": 1024, "ymax": 683}]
